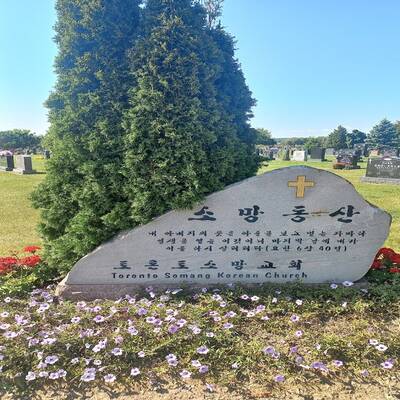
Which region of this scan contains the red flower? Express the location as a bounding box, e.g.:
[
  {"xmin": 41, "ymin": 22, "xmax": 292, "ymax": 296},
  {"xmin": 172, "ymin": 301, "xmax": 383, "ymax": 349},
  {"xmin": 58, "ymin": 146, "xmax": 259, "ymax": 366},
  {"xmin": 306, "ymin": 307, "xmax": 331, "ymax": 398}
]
[
  {"xmin": 371, "ymin": 260, "xmax": 383, "ymax": 270},
  {"xmin": 23, "ymin": 245, "xmax": 41, "ymax": 254},
  {"xmin": 20, "ymin": 255, "xmax": 41, "ymax": 267},
  {"xmin": 389, "ymin": 267, "xmax": 400, "ymax": 274}
]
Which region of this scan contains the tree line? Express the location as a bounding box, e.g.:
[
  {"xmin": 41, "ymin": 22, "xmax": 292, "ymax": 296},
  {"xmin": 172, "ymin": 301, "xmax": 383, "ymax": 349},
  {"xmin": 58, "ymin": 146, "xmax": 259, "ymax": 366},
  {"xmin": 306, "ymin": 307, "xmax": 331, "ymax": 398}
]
[
  {"xmin": 255, "ymin": 119, "xmax": 400, "ymax": 150},
  {"xmin": 0, "ymin": 129, "xmax": 42, "ymax": 152}
]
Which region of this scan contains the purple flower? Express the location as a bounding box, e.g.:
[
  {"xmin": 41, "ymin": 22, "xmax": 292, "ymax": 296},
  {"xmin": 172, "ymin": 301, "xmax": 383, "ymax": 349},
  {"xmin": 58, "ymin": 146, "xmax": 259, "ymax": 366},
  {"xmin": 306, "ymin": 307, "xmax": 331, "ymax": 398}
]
[
  {"xmin": 342, "ymin": 281, "xmax": 354, "ymax": 287},
  {"xmin": 381, "ymin": 360, "xmax": 394, "ymax": 369},
  {"xmin": 330, "ymin": 283, "xmax": 338, "ymax": 289},
  {"xmin": 130, "ymin": 367, "xmax": 141, "ymax": 376},
  {"xmin": 223, "ymin": 322, "xmax": 234, "ymax": 329},
  {"xmin": 290, "ymin": 314, "xmax": 300, "ymax": 323},
  {"xmin": 71, "ymin": 317, "xmax": 81, "ymax": 324},
  {"xmin": 311, "ymin": 361, "xmax": 328, "ymax": 371},
  {"xmin": 25, "ymin": 371, "xmax": 36, "ymax": 381},
  {"xmin": 127, "ymin": 326, "xmax": 138, "ymax": 335},
  {"xmin": 199, "ymin": 365, "xmax": 209, "ymax": 374},
  {"xmin": 274, "ymin": 374, "xmax": 285, "ymax": 383},
  {"xmin": 180, "ymin": 369, "xmax": 191, "ymax": 379},
  {"xmin": 205, "ymin": 383, "xmax": 214, "ymax": 392},
  {"xmin": 295, "ymin": 330, "xmax": 303, "ymax": 337},
  {"xmin": 45, "ymin": 355, "xmax": 59, "ymax": 365},
  {"xmin": 93, "ymin": 315, "xmax": 105, "ymax": 323},
  {"xmin": 81, "ymin": 371, "xmax": 96, "ymax": 382},
  {"xmin": 104, "ymin": 374, "xmax": 116, "ymax": 383},
  {"xmin": 197, "ymin": 345, "xmax": 209, "ymax": 355},
  {"xmin": 168, "ymin": 325, "xmax": 179, "ymax": 334},
  {"xmin": 376, "ymin": 344, "xmax": 388, "ymax": 352},
  {"xmin": 138, "ymin": 351, "xmax": 145, "ymax": 358},
  {"xmin": 333, "ymin": 360, "xmax": 343, "ymax": 367},
  {"xmin": 111, "ymin": 348, "xmax": 123, "ymax": 356},
  {"xmin": 49, "ymin": 372, "xmax": 60, "ymax": 380}
]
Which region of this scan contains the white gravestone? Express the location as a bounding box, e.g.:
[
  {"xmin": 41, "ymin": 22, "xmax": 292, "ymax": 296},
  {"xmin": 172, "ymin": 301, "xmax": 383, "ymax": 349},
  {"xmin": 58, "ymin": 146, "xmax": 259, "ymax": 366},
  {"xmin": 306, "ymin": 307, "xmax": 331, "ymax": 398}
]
[
  {"xmin": 57, "ymin": 166, "xmax": 391, "ymax": 299},
  {"xmin": 292, "ymin": 150, "xmax": 307, "ymax": 162},
  {"xmin": 14, "ymin": 155, "xmax": 36, "ymax": 174}
]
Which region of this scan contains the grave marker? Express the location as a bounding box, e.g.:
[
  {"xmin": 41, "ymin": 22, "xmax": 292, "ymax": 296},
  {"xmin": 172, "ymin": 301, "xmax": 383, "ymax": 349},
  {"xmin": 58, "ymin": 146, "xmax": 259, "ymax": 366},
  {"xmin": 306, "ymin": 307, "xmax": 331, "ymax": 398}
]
[{"xmin": 57, "ymin": 166, "xmax": 391, "ymax": 300}]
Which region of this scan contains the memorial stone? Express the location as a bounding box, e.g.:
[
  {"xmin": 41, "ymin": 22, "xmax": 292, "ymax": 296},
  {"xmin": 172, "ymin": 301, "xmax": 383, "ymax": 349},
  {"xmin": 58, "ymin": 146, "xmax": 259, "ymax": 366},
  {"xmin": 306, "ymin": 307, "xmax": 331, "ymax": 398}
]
[
  {"xmin": 57, "ymin": 166, "xmax": 391, "ymax": 300},
  {"xmin": 291, "ymin": 150, "xmax": 307, "ymax": 162},
  {"xmin": 14, "ymin": 155, "xmax": 36, "ymax": 174},
  {"xmin": 0, "ymin": 155, "xmax": 14, "ymax": 171},
  {"xmin": 325, "ymin": 148, "xmax": 335, "ymax": 156},
  {"xmin": 361, "ymin": 157, "xmax": 400, "ymax": 185},
  {"xmin": 309, "ymin": 147, "xmax": 326, "ymax": 161}
]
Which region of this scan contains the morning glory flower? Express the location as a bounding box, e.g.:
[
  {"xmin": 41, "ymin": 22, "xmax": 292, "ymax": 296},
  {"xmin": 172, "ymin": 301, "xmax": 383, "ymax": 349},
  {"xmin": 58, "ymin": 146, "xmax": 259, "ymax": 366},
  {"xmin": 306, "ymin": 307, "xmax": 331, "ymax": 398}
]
[
  {"xmin": 25, "ymin": 371, "xmax": 36, "ymax": 381},
  {"xmin": 45, "ymin": 355, "xmax": 59, "ymax": 365},
  {"xmin": 130, "ymin": 368, "xmax": 140, "ymax": 376},
  {"xmin": 274, "ymin": 374, "xmax": 285, "ymax": 382},
  {"xmin": 180, "ymin": 370, "xmax": 191, "ymax": 379},
  {"xmin": 197, "ymin": 345, "xmax": 209, "ymax": 355},
  {"xmin": 104, "ymin": 374, "xmax": 116, "ymax": 383},
  {"xmin": 381, "ymin": 360, "xmax": 394, "ymax": 369}
]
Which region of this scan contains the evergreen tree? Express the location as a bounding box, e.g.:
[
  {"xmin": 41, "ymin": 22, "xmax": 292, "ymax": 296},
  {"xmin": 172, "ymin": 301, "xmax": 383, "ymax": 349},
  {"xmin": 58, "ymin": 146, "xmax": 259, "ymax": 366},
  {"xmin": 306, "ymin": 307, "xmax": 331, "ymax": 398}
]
[
  {"xmin": 123, "ymin": 0, "xmax": 258, "ymax": 224},
  {"xmin": 346, "ymin": 129, "xmax": 366, "ymax": 148},
  {"xmin": 327, "ymin": 125, "xmax": 348, "ymax": 150},
  {"xmin": 366, "ymin": 118, "xmax": 398, "ymax": 148},
  {"xmin": 255, "ymin": 128, "xmax": 275, "ymax": 145},
  {"xmin": 31, "ymin": 0, "xmax": 140, "ymax": 271}
]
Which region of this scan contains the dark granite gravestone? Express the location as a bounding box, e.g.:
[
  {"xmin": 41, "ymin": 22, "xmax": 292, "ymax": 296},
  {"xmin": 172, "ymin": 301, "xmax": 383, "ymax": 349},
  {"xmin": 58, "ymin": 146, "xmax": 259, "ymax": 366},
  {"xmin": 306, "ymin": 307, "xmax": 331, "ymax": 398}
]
[
  {"xmin": 381, "ymin": 147, "xmax": 399, "ymax": 158},
  {"xmin": 361, "ymin": 157, "xmax": 400, "ymax": 184},
  {"xmin": 354, "ymin": 143, "xmax": 368, "ymax": 157},
  {"xmin": 0, "ymin": 155, "xmax": 14, "ymax": 171},
  {"xmin": 44, "ymin": 150, "xmax": 51, "ymax": 160},
  {"xmin": 333, "ymin": 152, "xmax": 360, "ymax": 170},
  {"xmin": 309, "ymin": 147, "xmax": 326, "ymax": 161}
]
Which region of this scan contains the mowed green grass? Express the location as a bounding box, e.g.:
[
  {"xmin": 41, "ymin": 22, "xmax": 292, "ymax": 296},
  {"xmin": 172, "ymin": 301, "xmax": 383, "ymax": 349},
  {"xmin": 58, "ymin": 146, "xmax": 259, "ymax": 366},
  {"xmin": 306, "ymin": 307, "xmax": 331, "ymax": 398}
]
[{"xmin": 0, "ymin": 156, "xmax": 399, "ymax": 255}]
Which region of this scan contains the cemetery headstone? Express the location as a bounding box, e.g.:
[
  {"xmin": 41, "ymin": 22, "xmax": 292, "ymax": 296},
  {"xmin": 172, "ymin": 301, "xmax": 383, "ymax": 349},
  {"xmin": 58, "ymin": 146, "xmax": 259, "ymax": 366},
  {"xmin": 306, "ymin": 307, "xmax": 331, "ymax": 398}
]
[
  {"xmin": 361, "ymin": 157, "xmax": 400, "ymax": 185},
  {"xmin": 44, "ymin": 150, "xmax": 51, "ymax": 160},
  {"xmin": 325, "ymin": 148, "xmax": 335, "ymax": 157},
  {"xmin": 333, "ymin": 152, "xmax": 360, "ymax": 170},
  {"xmin": 280, "ymin": 148, "xmax": 290, "ymax": 161},
  {"xmin": 0, "ymin": 155, "xmax": 14, "ymax": 172},
  {"xmin": 56, "ymin": 166, "xmax": 391, "ymax": 300},
  {"xmin": 309, "ymin": 147, "xmax": 326, "ymax": 161},
  {"xmin": 291, "ymin": 150, "xmax": 307, "ymax": 162},
  {"xmin": 13, "ymin": 155, "xmax": 36, "ymax": 174}
]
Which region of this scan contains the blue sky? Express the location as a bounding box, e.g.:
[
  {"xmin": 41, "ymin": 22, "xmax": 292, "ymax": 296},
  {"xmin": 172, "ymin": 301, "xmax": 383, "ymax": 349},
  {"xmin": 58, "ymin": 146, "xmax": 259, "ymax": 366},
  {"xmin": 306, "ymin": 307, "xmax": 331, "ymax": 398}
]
[{"xmin": 1, "ymin": 0, "xmax": 399, "ymax": 138}]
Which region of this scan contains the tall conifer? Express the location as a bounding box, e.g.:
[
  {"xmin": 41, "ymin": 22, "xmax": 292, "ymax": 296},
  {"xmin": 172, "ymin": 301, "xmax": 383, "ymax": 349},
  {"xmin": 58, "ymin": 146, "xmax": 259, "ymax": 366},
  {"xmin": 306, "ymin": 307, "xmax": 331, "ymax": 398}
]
[
  {"xmin": 31, "ymin": 0, "xmax": 140, "ymax": 271},
  {"xmin": 123, "ymin": 0, "xmax": 258, "ymax": 224}
]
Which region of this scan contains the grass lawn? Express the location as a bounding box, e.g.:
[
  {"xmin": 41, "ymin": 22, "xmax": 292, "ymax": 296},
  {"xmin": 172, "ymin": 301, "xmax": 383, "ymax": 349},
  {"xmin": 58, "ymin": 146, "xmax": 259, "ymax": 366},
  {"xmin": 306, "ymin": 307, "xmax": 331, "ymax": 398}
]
[
  {"xmin": 0, "ymin": 156, "xmax": 399, "ymax": 399},
  {"xmin": 0, "ymin": 156, "xmax": 399, "ymax": 255}
]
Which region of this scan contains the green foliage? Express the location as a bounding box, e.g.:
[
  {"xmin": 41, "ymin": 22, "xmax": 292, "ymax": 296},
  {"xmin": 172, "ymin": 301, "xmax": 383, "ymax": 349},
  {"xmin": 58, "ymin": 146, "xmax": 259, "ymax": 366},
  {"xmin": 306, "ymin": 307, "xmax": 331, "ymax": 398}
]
[
  {"xmin": 326, "ymin": 125, "xmax": 348, "ymax": 150},
  {"xmin": 123, "ymin": 0, "xmax": 258, "ymax": 224},
  {"xmin": 367, "ymin": 118, "xmax": 398, "ymax": 148},
  {"xmin": 254, "ymin": 128, "xmax": 276, "ymax": 145},
  {"xmin": 0, "ymin": 129, "xmax": 42, "ymax": 151},
  {"xmin": 31, "ymin": 0, "xmax": 258, "ymax": 271},
  {"xmin": 347, "ymin": 129, "xmax": 367, "ymax": 148},
  {"xmin": 31, "ymin": 0, "xmax": 141, "ymax": 272},
  {"xmin": 303, "ymin": 136, "xmax": 326, "ymax": 152}
]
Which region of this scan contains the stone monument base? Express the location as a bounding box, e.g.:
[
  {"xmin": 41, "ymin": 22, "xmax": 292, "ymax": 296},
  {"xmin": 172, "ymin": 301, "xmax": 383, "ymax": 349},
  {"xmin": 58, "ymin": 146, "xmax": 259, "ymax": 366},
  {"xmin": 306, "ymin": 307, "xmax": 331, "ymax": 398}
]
[
  {"xmin": 55, "ymin": 276, "xmax": 368, "ymax": 301},
  {"xmin": 13, "ymin": 169, "xmax": 37, "ymax": 175},
  {"xmin": 361, "ymin": 177, "xmax": 400, "ymax": 185}
]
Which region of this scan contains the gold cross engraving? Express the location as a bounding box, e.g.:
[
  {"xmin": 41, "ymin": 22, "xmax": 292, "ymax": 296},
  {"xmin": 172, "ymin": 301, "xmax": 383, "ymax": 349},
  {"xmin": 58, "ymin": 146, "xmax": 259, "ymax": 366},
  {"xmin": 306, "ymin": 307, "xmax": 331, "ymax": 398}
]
[{"xmin": 288, "ymin": 175, "xmax": 315, "ymax": 198}]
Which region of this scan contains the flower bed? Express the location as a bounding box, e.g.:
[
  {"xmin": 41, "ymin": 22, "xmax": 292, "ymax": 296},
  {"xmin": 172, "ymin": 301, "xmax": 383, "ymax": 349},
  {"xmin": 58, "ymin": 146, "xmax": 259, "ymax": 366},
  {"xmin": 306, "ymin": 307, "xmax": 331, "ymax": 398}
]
[{"xmin": 0, "ymin": 282, "xmax": 399, "ymax": 397}]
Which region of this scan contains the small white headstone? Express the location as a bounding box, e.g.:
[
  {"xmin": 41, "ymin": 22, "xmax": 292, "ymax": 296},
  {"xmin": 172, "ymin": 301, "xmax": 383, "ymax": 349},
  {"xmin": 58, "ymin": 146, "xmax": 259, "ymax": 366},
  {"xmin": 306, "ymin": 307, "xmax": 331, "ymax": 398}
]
[
  {"xmin": 57, "ymin": 166, "xmax": 391, "ymax": 299},
  {"xmin": 292, "ymin": 150, "xmax": 307, "ymax": 162}
]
